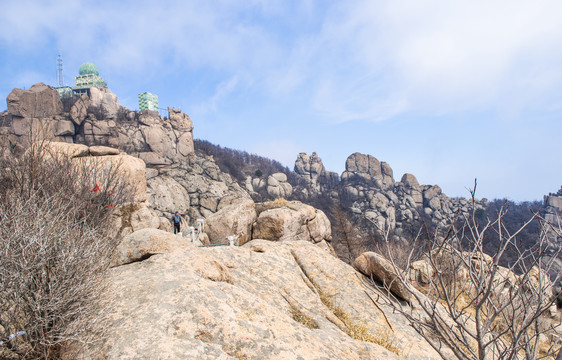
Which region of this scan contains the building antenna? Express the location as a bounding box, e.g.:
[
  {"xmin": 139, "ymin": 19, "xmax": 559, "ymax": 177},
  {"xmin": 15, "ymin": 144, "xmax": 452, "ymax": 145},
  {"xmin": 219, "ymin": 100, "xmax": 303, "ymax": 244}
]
[{"xmin": 57, "ymin": 50, "xmax": 64, "ymax": 87}]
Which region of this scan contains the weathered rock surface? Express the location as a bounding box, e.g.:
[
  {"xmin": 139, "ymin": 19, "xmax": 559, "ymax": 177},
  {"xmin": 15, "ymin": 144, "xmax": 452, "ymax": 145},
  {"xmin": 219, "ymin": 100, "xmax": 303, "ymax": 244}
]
[
  {"xmin": 253, "ymin": 200, "xmax": 332, "ymax": 244},
  {"xmin": 64, "ymin": 238, "xmax": 439, "ymax": 360},
  {"xmin": 292, "ymin": 152, "xmax": 486, "ymax": 240},
  {"xmin": 266, "ymin": 172, "xmax": 293, "ymax": 198},
  {"xmin": 205, "ymin": 199, "xmax": 257, "ymax": 246},
  {"xmin": 6, "ymin": 83, "xmax": 62, "ymax": 118}
]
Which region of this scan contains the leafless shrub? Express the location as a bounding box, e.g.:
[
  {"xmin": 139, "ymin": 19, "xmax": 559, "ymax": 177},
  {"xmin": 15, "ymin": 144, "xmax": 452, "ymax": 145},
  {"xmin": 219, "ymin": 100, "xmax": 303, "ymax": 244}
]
[
  {"xmin": 0, "ymin": 141, "xmax": 131, "ymax": 359},
  {"xmin": 377, "ymin": 181, "xmax": 562, "ymax": 360}
]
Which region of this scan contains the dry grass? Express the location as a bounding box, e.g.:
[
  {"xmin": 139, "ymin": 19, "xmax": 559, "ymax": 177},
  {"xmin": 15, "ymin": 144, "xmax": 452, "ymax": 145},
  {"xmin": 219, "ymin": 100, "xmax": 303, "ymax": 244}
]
[
  {"xmin": 272, "ymin": 197, "xmax": 290, "ymax": 207},
  {"xmin": 194, "ymin": 329, "xmax": 214, "ymax": 342},
  {"xmin": 257, "ymin": 198, "xmax": 292, "ymax": 213},
  {"xmin": 317, "ymin": 287, "xmax": 404, "ymax": 355},
  {"xmin": 223, "ymin": 343, "xmax": 249, "ymax": 360},
  {"xmin": 289, "ymin": 304, "xmax": 319, "ymax": 329}
]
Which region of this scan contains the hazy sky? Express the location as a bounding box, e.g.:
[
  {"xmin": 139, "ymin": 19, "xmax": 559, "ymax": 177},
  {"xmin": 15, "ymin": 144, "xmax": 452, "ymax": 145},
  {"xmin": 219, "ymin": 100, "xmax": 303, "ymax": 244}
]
[{"xmin": 1, "ymin": 0, "xmax": 561, "ymax": 201}]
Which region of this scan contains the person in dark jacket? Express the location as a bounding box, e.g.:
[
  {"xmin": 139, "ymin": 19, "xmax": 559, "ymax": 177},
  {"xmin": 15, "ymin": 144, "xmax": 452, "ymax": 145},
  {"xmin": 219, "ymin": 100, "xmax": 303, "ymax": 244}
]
[{"xmin": 172, "ymin": 211, "xmax": 182, "ymax": 234}]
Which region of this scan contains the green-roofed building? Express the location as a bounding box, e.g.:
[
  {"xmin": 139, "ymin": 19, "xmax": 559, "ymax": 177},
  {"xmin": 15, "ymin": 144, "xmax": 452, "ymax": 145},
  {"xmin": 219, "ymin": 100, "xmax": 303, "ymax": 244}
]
[
  {"xmin": 138, "ymin": 92, "xmax": 159, "ymax": 112},
  {"xmin": 74, "ymin": 62, "xmax": 107, "ymax": 95}
]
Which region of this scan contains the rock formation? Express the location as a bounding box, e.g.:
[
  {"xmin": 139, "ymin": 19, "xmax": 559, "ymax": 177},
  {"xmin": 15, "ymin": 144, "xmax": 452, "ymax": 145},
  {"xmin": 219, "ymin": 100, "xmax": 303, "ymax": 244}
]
[
  {"xmin": 63, "ymin": 235, "xmax": 439, "ymax": 360},
  {"xmin": 293, "ymin": 152, "xmax": 338, "ymax": 197},
  {"xmin": 245, "ymin": 172, "xmax": 294, "ymax": 199},
  {"xmin": 293, "ymin": 152, "xmax": 485, "ymax": 242},
  {"xmin": 253, "ymin": 200, "xmax": 332, "ymax": 245},
  {"xmin": 1, "ymin": 84, "xmax": 194, "ymax": 166}
]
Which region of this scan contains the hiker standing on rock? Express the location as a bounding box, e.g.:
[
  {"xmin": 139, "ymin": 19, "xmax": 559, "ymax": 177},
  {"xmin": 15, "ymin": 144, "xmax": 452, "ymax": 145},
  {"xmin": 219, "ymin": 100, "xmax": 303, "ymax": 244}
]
[{"xmin": 172, "ymin": 211, "xmax": 182, "ymax": 234}]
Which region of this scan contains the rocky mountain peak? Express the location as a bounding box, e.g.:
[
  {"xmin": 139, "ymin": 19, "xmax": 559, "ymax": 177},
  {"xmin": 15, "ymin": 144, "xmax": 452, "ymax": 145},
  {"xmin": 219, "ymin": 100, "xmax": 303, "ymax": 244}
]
[{"xmin": 341, "ymin": 152, "xmax": 394, "ymax": 190}]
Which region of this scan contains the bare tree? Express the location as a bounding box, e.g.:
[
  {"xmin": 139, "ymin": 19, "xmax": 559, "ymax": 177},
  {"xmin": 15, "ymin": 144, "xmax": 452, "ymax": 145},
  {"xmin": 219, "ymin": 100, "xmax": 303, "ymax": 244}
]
[
  {"xmin": 375, "ymin": 183, "xmax": 562, "ymax": 360},
  {"xmin": 0, "ymin": 141, "xmax": 131, "ymax": 359}
]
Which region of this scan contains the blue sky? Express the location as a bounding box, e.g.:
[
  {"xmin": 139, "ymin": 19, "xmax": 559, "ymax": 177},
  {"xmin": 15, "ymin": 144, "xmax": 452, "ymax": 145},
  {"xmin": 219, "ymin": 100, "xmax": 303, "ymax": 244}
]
[{"xmin": 1, "ymin": 0, "xmax": 561, "ymax": 201}]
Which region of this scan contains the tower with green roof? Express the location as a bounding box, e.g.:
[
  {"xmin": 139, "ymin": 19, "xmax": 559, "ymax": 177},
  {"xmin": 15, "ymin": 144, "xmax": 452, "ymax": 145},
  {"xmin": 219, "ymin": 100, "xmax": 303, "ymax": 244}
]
[{"xmin": 74, "ymin": 62, "xmax": 107, "ymax": 95}]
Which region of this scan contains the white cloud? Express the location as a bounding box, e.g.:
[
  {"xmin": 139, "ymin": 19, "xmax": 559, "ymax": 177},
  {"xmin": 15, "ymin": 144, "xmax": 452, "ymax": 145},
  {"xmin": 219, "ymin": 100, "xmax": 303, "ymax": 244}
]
[
  {"xmin": 332, "ymin": 0, "xmax": 562, "ymax": 116},
  {"xmin": 192, "ymin": 76, "xmax": 240, "ymax": 116}
]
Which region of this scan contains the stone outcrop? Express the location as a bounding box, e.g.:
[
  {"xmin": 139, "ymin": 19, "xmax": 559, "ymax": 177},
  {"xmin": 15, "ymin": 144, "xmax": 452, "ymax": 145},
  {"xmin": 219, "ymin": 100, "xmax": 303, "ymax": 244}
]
[
  {"xmin": 266, "ymin": 172, "xmax": 293, "ymax": 198},
  {"xmin": 108, "ymin": 202, "xmax": 170, "ymax": 240},
  {"xmin": 544, "ymin": 192, "xmax": 562, "ymax": 225},
  {"xmin": 6, "ymin": 83, "xmax": 62, "ymax": 118},
  {"xmin": 294, "ymin": 152, "xmax": 338, "ymax": 197},
  {"xmin": 253, "ymin": 200, "xmax": 332, "ymax": 244},
  {"xmin": 72, "ymin": 154, "xmax": 147, "ymax": 203},
  {"xmin": 64, "ymin": 237, "xmax": 440, "ymax": 360},
  {"xmin": 342, "ymin": 152, "xmax": 394, "ymax": 190},
  {"xmin": 70, "ymin": 94, "xmax": 89, "ymax": 125},
  {"xmin": 38, "ymin": 141, "xmax": 147, "ymax": 203}
]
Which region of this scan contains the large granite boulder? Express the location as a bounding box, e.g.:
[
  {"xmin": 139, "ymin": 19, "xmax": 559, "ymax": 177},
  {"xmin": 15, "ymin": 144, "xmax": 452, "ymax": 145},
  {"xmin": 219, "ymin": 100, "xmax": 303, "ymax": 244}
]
[
  {"xmin": 159, "ymin": 156, "xmax": 251, "ymax": 221},
  {"xmin": 108, "ymin": 202, "xmax": 170, "ymax": 240},
  {"xmin": 205, "ymin": 199, "xmax": 257, "ymax": 246},
  {"xmin": 111, "ymin": 228, "xmax": 188, "ymax": 267},
  {"xmin": 6, "ymin": 83, "xmax": 62, "ymax": 118},
  {"xmin": 36, "ymin": 142, "xmax": 148, "ymax": 204},
  {"xmin": 168, "ymin": 107, "xmax": 194, "ymax": 156},
  {"xmin": 252, "ymin": 200, "xmax": 332, "ymax": 244},
  {"xmin": 266, "ymin": 172, "xmax": 293, "ymax": 198},
  {"xmin": 72, "ymin": 153, "xmax": 147, "ymax": 203},
  {"xmin": 293, "ymin": 152, "xmax": 339, "ymax": 198},
  {"xmin": 354, "ymin": 252, "xmax": 412, "ymax": 303}
]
